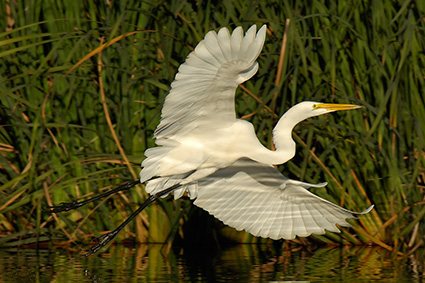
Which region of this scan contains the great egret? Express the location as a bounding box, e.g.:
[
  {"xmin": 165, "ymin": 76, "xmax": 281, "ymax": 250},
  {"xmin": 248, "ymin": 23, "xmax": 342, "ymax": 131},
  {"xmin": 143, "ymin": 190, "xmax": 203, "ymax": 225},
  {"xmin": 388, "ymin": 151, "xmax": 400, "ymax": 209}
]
[{"xmin": 48, "ymin": 24, "xmax": 373, "ymax": 255}]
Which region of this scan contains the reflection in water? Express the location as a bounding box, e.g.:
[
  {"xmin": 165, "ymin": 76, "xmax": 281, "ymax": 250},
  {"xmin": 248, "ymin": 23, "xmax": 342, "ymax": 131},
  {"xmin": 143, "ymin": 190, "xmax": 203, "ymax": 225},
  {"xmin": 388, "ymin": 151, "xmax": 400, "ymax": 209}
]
[{"xmin": 0, "ymin": 244, "xmax": 422, "ymax": 282}]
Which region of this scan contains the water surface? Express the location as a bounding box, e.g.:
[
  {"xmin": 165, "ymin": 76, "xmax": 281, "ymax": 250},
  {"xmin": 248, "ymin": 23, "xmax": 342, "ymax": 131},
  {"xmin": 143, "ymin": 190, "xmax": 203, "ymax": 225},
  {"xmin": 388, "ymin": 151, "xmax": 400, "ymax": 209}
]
[{"xmin": 0, "ymin": 244, "xmax": 422, "ymax": 282}]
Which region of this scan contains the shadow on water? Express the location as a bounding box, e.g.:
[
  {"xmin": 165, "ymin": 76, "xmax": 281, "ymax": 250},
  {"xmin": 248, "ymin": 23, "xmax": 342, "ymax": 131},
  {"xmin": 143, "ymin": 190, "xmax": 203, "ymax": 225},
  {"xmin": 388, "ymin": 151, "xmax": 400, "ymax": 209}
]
[{"xmin": 0, "ymin": 244, "xmax": 423, "ymax": 282}]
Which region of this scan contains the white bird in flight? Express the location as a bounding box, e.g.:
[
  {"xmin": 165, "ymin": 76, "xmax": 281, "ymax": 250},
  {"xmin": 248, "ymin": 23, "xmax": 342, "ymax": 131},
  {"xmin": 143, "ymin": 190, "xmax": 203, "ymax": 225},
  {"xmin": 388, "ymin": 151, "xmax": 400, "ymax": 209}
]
[{"xmin": 48, "ymin": 24, "xmax": 373, "ymax": 255}]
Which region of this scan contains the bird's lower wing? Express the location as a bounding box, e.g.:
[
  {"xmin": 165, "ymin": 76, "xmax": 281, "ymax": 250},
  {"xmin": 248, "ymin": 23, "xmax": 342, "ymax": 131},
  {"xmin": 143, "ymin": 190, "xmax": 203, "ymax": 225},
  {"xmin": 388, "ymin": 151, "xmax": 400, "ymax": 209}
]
[{"xmin": 193, "ymin": 158, "xmax": 373, "ymax": 240}]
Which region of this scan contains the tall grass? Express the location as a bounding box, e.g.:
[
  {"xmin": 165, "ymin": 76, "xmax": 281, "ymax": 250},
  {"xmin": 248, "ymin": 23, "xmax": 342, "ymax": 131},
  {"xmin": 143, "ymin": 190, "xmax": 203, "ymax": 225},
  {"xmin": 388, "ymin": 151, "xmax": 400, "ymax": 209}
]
[{"xmin": 1, "ymin": 0, "xmax": 424, "ymax": 254}]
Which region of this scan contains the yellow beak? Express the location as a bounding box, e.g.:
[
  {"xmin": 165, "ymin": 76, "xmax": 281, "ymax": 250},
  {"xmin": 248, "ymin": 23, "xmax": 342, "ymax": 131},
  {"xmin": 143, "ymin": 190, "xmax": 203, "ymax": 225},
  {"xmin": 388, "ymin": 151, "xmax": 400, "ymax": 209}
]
[{"xmin": 313, "ymin": 103, "xmax": 362, "ymax": 111}]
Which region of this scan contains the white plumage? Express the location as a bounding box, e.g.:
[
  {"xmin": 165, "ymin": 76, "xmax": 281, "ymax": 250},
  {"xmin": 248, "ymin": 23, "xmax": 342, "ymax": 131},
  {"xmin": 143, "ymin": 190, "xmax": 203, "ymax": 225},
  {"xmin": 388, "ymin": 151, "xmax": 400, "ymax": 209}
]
[
  {"xmin": 195, "ymin": 158, "xmax": 372, "ymax": 240},
  {"xmin": 141, "ymin": 25, "xmax": 269, "ymax": 192},
  {"xmin": 140, "ymin": 24, "xmax": 373, "ymax": 240}
]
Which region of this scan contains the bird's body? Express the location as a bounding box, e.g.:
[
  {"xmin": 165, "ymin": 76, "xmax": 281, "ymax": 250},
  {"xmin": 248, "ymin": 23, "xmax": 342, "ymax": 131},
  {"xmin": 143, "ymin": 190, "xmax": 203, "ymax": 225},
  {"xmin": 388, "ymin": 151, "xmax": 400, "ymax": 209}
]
[
  {"xmin": 49, "ymin": 24, "xmax": 373, "ymax": 255},
  {"xmin": 142, "ymin": 119, "xmax": 277, "ymax": 189},
  {"xmin": 139, "ymin": 24, "xmax": 372, "ymax": 239}
]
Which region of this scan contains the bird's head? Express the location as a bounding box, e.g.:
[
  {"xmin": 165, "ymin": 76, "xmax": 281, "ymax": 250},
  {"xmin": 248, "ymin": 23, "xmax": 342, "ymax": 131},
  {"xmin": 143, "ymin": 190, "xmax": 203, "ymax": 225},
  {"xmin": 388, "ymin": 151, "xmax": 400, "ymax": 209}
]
[
  {"xmin": 290, "ymin": 101, "xmax": 362, "ymax": 121},
  {"xmin": 273, "ymin": 101, "xmax": 362, "ymax": 155}
]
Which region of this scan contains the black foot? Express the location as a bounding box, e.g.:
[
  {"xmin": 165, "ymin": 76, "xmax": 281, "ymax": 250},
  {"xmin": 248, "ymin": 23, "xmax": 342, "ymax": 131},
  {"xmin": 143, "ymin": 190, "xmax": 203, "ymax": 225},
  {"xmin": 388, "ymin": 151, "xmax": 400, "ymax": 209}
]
[
  {"xmin": 45, "ymin": 180, "xmax": 141, "ymax": 215},
  {"xmin": 83, "ymin": 231, "xmax": 119, "ymax": 257}
]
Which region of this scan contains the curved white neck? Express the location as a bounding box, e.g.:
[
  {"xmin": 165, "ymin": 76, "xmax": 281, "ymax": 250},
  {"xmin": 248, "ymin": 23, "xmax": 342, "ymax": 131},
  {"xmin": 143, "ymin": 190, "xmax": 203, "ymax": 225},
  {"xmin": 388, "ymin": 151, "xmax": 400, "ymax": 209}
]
[
  {"xmin": 272, "ymin": 114, "xmax": 297, "ymax": 162},
  {"xmin": 248, "ymin": 110, "xmax": 299, "ymax": 165}
]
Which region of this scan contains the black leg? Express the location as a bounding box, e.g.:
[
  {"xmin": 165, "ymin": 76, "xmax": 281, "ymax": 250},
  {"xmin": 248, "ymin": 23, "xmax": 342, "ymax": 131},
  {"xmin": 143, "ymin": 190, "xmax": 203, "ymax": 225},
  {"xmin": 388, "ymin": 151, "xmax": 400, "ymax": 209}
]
[
  {"xmin": 83, "ymin": 184, "xmax": 179, "ymax": 257},
  {"xmin": 46, "ymin": 180, "xmax": 141, "ymax": 213}
]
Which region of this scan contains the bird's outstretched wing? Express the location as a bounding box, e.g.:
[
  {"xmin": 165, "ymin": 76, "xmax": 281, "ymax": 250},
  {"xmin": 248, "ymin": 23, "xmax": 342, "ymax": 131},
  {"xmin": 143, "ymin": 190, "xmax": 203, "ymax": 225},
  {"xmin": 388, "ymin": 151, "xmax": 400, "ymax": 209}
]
[
  {"xmin": 154, "ymin": 25, "xmax": 267, "ymax": 140},
  {"xmin": 193, "ymin": 158, "xmax": 373, "ymax": 240}
]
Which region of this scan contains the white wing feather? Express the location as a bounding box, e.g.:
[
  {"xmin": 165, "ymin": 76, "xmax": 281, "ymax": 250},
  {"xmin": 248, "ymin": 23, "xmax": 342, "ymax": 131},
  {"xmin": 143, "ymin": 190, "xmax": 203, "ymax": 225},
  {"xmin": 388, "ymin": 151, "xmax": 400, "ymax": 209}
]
[
  {"xmin": 140, "ymin": 25, "xmax": 267, "ymax": 185},
  {"xmin": 154, "ymin": 25, "xmax": 267, "ymax": 140},
  {"xmin": 193, "ymin": 158, "xmax": 373, "ymax": 240}
]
